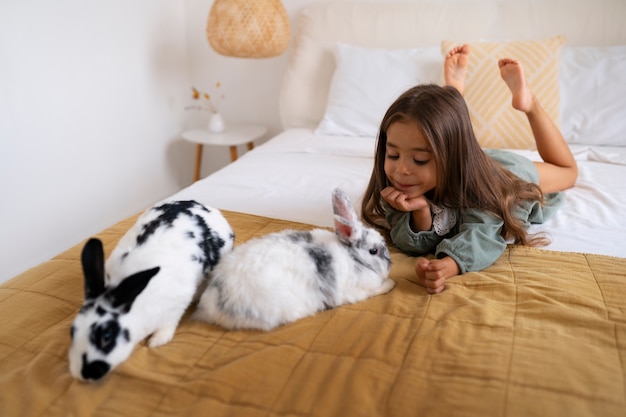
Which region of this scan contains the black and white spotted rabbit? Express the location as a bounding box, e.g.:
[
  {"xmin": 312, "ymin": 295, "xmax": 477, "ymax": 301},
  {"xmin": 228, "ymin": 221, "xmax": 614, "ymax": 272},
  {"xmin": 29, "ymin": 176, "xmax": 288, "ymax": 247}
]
[
  {"xmin": 68, "ymin": 200, "xmax": 234, "ymax": 382},
  {"xmin": 192, "ymin": 188, "xmax": 395, "ymax": 331}
]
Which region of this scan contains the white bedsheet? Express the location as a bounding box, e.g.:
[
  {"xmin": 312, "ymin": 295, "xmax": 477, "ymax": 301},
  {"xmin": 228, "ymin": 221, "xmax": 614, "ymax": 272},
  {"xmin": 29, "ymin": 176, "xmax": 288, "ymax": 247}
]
[{"xmin": 171, "ymin": 129, "xmax": 626, "ymax": 259}]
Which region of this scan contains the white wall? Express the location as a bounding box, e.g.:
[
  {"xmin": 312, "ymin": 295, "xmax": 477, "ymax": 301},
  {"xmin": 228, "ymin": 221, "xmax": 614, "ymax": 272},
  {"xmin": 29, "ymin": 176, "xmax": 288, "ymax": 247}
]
[{"xmin": 0, "ymin": 0, "xmax": 192, "ymax": 283}]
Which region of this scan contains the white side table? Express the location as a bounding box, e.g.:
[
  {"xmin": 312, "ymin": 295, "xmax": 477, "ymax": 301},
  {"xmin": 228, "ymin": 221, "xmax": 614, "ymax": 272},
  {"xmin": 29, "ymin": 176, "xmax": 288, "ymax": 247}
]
[{"xmin": 182, "ymin": 124, "xmax": 267, "ymax": 181}]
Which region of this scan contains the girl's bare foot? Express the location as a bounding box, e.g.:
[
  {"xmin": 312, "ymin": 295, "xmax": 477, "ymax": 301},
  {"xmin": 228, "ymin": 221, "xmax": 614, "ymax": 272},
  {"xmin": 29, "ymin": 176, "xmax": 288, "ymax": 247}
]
[
  {"xmin": 444, "ymin": 44, "xmax": 470, "ymax": 94},
  {"xmin": 498, "ymin": 58, "xmax": 534, "ymax": 113},
  {"xmin": 498, "ymin": 58, "xmax": 577, "ymax": 192}
]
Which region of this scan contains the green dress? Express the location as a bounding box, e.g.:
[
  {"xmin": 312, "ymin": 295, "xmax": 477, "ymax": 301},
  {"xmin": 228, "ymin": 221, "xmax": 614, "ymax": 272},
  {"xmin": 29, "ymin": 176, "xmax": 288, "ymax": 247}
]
[{"xmin": 385, "ymin": 149, "xmax": 564, "ymax": 273}]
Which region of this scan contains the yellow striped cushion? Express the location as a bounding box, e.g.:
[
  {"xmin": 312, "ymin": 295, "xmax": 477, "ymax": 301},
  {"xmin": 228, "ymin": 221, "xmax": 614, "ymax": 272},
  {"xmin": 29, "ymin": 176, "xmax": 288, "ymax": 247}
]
[{"xmin": 441, "ymin": 36, "xmax": 566, "ymax": 149}]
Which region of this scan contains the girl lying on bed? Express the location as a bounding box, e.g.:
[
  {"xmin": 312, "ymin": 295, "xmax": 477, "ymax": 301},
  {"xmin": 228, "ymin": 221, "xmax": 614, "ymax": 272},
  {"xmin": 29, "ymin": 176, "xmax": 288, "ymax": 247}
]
[{"xmin": 361, "ymin": 44, "xmax": 578, "ymax": 294}]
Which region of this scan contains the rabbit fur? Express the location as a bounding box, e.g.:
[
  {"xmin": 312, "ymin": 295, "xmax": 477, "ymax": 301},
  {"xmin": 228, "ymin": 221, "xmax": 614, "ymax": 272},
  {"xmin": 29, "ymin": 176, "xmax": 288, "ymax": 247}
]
[
  {"xmin": 193, "ymin": 188, "xmax": 394, "ymax": 331},
  {"xmin": 68, "ymin": 200, "xmax": 234, "ymax": 382}
]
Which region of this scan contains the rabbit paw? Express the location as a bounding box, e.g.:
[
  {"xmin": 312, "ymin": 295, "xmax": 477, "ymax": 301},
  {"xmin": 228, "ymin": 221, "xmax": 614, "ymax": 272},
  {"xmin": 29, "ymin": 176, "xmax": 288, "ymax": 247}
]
[
  {"xmin": 374, "ymin": 279, "xmax": 396, "ymax": 296},
  {"xmin": 147, "ymin": 326, "xmax": 176, "ymax": 348}
]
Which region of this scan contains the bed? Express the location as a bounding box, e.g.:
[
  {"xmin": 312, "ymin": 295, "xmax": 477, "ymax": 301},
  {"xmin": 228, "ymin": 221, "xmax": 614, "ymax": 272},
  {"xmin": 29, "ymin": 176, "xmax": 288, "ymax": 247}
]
[{"xmin": 2, "ymin": 1, "xmax": 626, "ymax": 416}]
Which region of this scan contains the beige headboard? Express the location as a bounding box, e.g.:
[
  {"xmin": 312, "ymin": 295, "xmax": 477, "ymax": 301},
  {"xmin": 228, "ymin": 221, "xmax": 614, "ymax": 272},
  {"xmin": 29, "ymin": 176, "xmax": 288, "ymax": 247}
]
[{"xmin": 279, "ymin": 0, "xmax": 626, "ymax": 130}]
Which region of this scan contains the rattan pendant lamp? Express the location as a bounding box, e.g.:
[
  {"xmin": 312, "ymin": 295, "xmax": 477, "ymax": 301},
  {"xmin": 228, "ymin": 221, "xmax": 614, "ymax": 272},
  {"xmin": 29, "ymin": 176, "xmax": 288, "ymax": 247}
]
[{"xmin": 206, "ymin": 0, "xmax": 290, "ymax": 58}]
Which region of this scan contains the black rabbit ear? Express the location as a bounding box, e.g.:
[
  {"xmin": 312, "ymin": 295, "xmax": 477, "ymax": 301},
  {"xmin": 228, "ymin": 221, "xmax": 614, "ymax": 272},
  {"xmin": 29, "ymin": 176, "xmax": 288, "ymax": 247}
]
[
  {"xmin": 107, "ymin": 267, "xmax": 160, "ymax": 312},
  {"xmin": 81, "ymin": 238, "xmax": 106, "ymax": 300}
]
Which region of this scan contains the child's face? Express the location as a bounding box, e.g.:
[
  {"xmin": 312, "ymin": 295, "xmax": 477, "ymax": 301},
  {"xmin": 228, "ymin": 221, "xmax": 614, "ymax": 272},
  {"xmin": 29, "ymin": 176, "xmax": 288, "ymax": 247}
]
[{"xmin": 384, "ymin": 120, "xmax": 437, "ymax": 199}]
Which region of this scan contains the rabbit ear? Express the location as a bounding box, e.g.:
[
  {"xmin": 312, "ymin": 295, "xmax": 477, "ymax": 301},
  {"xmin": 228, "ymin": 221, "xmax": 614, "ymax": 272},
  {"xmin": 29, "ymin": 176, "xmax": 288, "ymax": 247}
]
[
  {"xmin": 332, "ymin": 189, "xmax": 358, "ymax": 224},
  {"xmin": 107, "ymin": 267, "xmax": 160, "ymax": 312},
  {"xmin": 332, "ymin": 189, "xmax": 361, "ymax": 245},
  {"xmin": 81, "ymin": 238, "xmax": 106, "ymax": 300}
]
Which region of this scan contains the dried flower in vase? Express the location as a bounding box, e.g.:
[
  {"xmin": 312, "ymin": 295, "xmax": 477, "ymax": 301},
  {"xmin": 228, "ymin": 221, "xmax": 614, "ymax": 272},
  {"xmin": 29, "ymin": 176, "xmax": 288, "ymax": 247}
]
[{"xmin": 186, "ymin": 82, "xmax": 225, "ymax": 114}]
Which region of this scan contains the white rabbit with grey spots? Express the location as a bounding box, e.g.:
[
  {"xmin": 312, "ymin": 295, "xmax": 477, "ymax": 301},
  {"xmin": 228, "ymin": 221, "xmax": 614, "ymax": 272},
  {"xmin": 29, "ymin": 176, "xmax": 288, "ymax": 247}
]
[
  {"xmin": 68, "ymin": 200, "xmax": 234, "ymax": 382},
  {"xmin": 193, "ymin": 188, "xmax": 394, "ymax": 331}
]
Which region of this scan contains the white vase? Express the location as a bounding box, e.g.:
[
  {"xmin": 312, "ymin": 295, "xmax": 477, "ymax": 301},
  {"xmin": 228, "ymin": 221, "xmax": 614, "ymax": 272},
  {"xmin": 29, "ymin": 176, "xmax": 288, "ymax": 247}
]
[{"xmin": 208, "ymin": 113, "xmax": 226, "ymax": 133}]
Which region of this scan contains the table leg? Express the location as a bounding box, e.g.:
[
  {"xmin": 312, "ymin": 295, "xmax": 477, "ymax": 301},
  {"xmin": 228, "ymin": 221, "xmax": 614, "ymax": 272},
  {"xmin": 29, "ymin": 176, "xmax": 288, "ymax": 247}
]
[
  {"xmin": 229, "ymin": 146, "xmax": 238, "ymax": 162},
  {"xmin": 194, "ymin": 144, "xmax": 203, "ymax": 182},
  {"xmin": 247, "ymin": 142, "xmax": 254, "ymax": 151}
]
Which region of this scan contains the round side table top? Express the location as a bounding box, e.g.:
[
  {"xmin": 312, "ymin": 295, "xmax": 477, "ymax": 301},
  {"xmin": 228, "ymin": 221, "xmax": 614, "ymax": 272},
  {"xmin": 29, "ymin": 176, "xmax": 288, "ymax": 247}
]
[{"xmin": 182, "ymin": 124, "xmax": 268, "ymax": 146}]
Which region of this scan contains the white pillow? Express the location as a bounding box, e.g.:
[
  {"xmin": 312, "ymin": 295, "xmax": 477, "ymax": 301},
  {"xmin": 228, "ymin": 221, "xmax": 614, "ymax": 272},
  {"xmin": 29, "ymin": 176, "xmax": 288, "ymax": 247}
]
[
  {"xmin": 315, "ymin": 43, "xmax": 443, "ymax": 137},
  {"xmin": 560, "ymin": 45, "xmax": 626, "ymax": 146}
]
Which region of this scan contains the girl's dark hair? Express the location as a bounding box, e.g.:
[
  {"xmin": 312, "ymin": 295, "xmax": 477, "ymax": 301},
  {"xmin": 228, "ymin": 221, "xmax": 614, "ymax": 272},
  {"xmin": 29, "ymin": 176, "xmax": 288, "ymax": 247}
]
[{"xmin": 361, "ymin": 84, "xmax": 547, "ymax": 246}]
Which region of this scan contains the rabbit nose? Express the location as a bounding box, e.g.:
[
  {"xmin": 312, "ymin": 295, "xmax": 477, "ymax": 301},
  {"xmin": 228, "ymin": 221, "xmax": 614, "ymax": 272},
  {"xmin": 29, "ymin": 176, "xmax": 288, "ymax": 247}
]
[{"xmin": 81, "ymin": 354, "xmax": 110, "ymax": 381}]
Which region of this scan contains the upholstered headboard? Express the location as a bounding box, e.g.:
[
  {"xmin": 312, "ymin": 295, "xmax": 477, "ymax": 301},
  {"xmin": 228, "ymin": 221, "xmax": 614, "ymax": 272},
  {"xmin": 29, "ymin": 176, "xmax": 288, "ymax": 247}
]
[{"xmin": 279, "ymin": 0, "xmax": 626, "ymax": 130}]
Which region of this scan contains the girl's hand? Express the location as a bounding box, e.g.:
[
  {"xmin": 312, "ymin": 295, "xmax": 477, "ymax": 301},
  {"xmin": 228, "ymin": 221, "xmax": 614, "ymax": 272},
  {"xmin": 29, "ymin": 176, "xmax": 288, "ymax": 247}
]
[
  {"xmin": 381, "ymin": 186, "xmax": 430, "ymax": 212},
  {"xmin": 414, "ymin": 256, "xmax": 461, "ymax": 294},
  {"xmin": 382, "ymin": 186, "xmax": 432, "ymax": 231}
]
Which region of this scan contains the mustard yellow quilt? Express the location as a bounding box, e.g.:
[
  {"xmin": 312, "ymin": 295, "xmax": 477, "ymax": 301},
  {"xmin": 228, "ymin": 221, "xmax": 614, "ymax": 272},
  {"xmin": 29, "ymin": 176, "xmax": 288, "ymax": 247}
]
[{"xmin": 1, "ymin": 211, "xmax": 625, "ymax": 416}]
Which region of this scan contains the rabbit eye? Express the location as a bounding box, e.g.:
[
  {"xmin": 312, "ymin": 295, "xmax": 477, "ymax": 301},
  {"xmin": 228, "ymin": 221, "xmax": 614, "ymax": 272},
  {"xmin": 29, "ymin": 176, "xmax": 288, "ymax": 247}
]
[
  {"xmin": 102, "ymin": 328, "xmax": 112, "ymax": 343},
  {"xmin": 369, "ymin": 248, "xmax": 379, "ymax": 255},
  {"xmin": 91, "ymin": 320, "xmax": 120, "ymax": 354}
]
